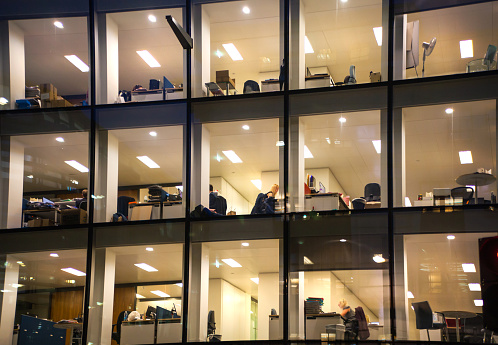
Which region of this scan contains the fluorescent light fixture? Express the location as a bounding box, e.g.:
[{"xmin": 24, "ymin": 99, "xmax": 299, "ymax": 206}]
[
  {"xmin": 373, "ymin": 254, "xmax": 386, "ymax": 263},
  {"xmin": 339, "ymin": 117, "xmax": 347, "ymax": 123},
  {"xmin": 12, "ymin": 284, "xmax": 24, "ymax": 288},
  {"xmin": 304, "ymin": 36, "xmax": 314, "ymax": 54},
  {"xmin": 462, "ymin": 263, "xmax": 476, "ymax": 273},
  {"xmin": 251, "ymin": 179, "xmax": 262, "ymax": 190},
  {"xmin": 137, "ymin": 156, "xmax": 160, "ymax": 169},
  {"xmin": 242, "ymin": 125, "xmax": 250, "ymax": 130},
  {"xmin": 276, "ymin": 141, "xmax": 285, "ymax": 147},
  {"xmin": 151, "ymin": 290, "xmax": 170, "ymax": 298},
  {"xmin": 0, "ymin": 97, "xmax": 8, "ymax": 105},
  {"xmin": 341, "ymin": 0, "xmax": 348, "ymax": 2},
  {"xmin": 148, "ymin": 14, "xmax": 157, "ymax": 22},
  {"xmin": 136, "ymin": 50, "xmax": 161, "ymax": 68},
  {"xmin": 146, "ymin": 247, "xmax": 154, "ymax": 252},
  {"xmin": 373, "ymin": 27, "xmax": 382, "ymax": 46},
  {"xmin": 70, "ymin": 179, "xmax": 78, "ymax": 184},
  {"xmin": 61, "ymin": 268, "xmax": 86, "ymax": 276},
  {"xmin": 304, "ymin": 256, "xmax": 314, "ymax": 265},
  {"xmin": 474, "ymin": 299, "xmax": 483, "ymax": 307},
  {"xmin": 1, "ymin": 290, "xmax": 11, "ymax": 293},
  {"xmin": 176, "ymin": 283, "xmax": 183, "ymax": 287},
  {"xmin": 149, "ymin": 131, "xmax": 157, "ymax": 137},
  {"xmin": 64, "ymin": 160, "xmax": 89, "ymax": 173},
  {"xmin": 50, "ymin": 253, "xmax": 59, "ymax": 258},
  {"xmin": 64, "ymin": 55, "xmax": 89, "ymax": 72},
  {"xmin": 56, "ymin": 137, "xmax": 64, "ymax": 142},
  {"xmin": 222, "ymin": 258, "xmax": 242, "ymax": 267},
  {"xmin": 407, "ymin": 291, "xmax": 415, "ymax": 298},
  {"xmin": 372, "ymin": 140, "xmax": 381, "ymax": 154},
  {"xmin": 304, "ymin": 145, "xmax": 314, "ymax": 159},
  {"xmin": 65, "ymin": 280, "xmax": 75, "ymax": 284},
  {"xmin": 445, "ymin": 108, "xmax": 454, "ymax": 114},
  {"xmin": 468, "ymin": 283, "xmax": 481, "ymax": 291},
  {"xmin": 222, "ymin": 43, "xmax": 243, "ymax": 61},
  {"xmin": 136, "ymin": 294, "xmax": 145, "ymax": 299},
  {"xmin": 250, "ymin": 277, "xmax": 259, "ymax": 284},
  {"xmin": 459, "ymin": 151, "xmax": 473, "ymax": 164},
  {"xmin": 54, "ymin": 21, "xmax": 64, "ymax": 29},
  {"xmin": 215, "ymin": 260, "xmax": 220, "ymax": 268},
  {"xmin": 222, "ymin": 150, "xmax": 243, "ymax": 163},
  {"xmin": 215, "ymin": 50, "xmax": 223, "ymax": 58},
  {"xmin": 405, "ymin": 197, "xmax": 412, "ymax": 207},
  {"xmin": 134, "ymin": 263, "xmax": 158, "ymax": 272},
  {"xmin": 460, "ymin": 40, "xmax": 474, "ymax": 59},
  {"xmin": 242, "ymin": 242, "xmax": 250, "ymax": 247},
  {"xmin": 326, "ymin": 138, "xmax": 331, "ymax": 144},
  {"xmin": 242, "ymin": 6, "xmax": 251, "ymax": 14},
  {"xmin": 27, "ymin": 175, "xmax": 33, "ymax": 179},
  {"xmin": 340, "ymin": 239, "xmax": 347, "ymax": 242},
  {"xmin": 447, "ymin": 235, "xmax": 456, "ymax": 240}
]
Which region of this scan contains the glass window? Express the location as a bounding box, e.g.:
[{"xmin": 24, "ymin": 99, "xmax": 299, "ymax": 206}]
[
  {"xmin": 2, "ymin": 17, "xmax": 89, "ymax": 109},
  {"xmin": 99, "ymin": 8, "xmax": 186, "ymax": 104}
]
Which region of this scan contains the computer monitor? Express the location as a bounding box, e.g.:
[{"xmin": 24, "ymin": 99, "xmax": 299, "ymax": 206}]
[
  {"xmin": 163, "ymin": 76, "xmax": 174, "ymax": 89},
  {"xmin": 156, "ymin": 306, "xmax": 172, "ymax": 319},
  {"xmin": 42, "ymin": 197, "xmax": 54, "ymax": 204},
  {"xmin": 406, "ymin": 20, "xmax": 419, "ymax": 69},
  {"xmin": 146, "ymin": 305, "xmax": 156, "ymax": 319}
]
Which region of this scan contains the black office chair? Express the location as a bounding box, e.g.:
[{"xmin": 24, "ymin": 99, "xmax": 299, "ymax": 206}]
[
  {"xmin": 207, "ymin": 310, "xmax": 221, "ymax": 342},
  {"xmin": 412, "ymin": 301, "xmax": 449, "ymax": 341},
  {"xmin": 462, "ymin": 315, "xmax": 484, "ymax": 343},
  {"xmin": 451, "ymin": 187, "xmax": 474, "ymax": 205},
  {"xmin": 112, "ymin": 310, "xmax": 126, "ymax": 345},
  {"xmin": 352, "ymin": 198, "xmax": 366, "ymax": 210},
  {"xmin": 364, "ymin": 183, "xmax": 381, "ymax": 202},
  {"xmin": 117, "ymin": 196, "xmax": 135, "ymax": 218},
  {"xmin": 79, "ymin": 200, "xmax": 87, "ymax": 211},
  {"xmin": 243, "ymin": 80, "xmax": 260, "ymax": 94}
]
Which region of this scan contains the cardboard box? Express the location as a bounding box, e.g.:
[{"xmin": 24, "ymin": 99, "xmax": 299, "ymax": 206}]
[
  {"xmin": 370, "ymin": 72, "xmax": 381, "ymax": 83},
  {"xmin": 28, "ymin": 218, "xmax": 54, "ymax": 227},
  {"xmin": 42, "ymin": 99, "xmax": 73, "ymax": 108},
  {"xmin": 39, "ymin": 83, "xmax": 57, "ymax": 101},
  {"xmin": 216, "ymin": 70, "xmax": 230, "ymax": 83}
]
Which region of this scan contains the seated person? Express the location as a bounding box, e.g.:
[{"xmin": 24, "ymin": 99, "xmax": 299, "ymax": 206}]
[
  {"xmin": 75, "ymin": 189, "xmax": 87, "ymax": 209},
  {"xmin": 338, "ymin": 298, "xmax": 357, "ymax": 339},
  {"xmin": 251, "ymin": 184, "xmax": 279, "ymax": 215},
  {"xmin": 209, "ymin": 184, "xmax": 217, "ymax": 210}
]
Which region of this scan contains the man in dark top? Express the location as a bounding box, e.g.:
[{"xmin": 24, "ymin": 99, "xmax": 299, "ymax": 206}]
[
  {"xmin": 75, "ymin": 189, "xmax": 87, "ymax": 209},
  {"xmin": 209, "ymin": 184, "xmax": 217, "ymax": 210}
]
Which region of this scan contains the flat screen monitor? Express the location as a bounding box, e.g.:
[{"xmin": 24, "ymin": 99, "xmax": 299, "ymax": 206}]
[
  {"xmin": 406, "ymin": 20, "xmax": 419, "ymax": 69},
  {"xmin": 146, "ymin": 305, "xmax": 156, "ymax": 318},
  {"xmin": 156, "ymin": 306, "xmax": 172, "ymax": 319}
]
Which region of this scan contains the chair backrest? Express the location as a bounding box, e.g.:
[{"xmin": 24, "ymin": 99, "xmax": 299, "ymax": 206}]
[
  {"xmin": 364, "ymin": 183, "xmax": 381, "ymax": 202},
  {"xmin": 208, "ymin": 310, "xmax": 216, "ymax": 334},
  {"xmin": 215, "ymin": 195, "xmax": 227, "ymax": 215},
  {"xmin": 115, "ymin": 310, "xmax": 126, "ymax": 344},
  {"xmin": 451, "ymin": 187, "xmax": 474, "ymax": 204},
  {"xmin": 352, "ymin": 198, "xmax": 366, "ymax": 210},
  {"xmin": 412, "ymin": 301, "xmax": 434, "ymax": 330},
  {"xmin": 117, "ymin": 196, "xmax": 135, "ymax": 217},
  {"xmin": 243, "ymin": 80, "xmax": 260, "ymax": 94},
  {"xmin": 79, "ymin": 200, "xmax": 88, "ymax": 211}
]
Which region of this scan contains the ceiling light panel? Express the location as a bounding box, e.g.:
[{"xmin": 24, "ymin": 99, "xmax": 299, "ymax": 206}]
[
  {"xmin": 222, "ymin": 150, "xmax": 243, "ymax": 163},
  {"xmin": 64, "ymin": 55, "xmax": 89, "ymax": 72},
  {"xmin": 459, "ymin": 151, "xmax": 473, "ymax": 164},
  {"xmin": 372, "ymin": 140, "xmax": 381, "ymax": 154},
  {"xmin": 148, "ymin": 15, "xmax": 157, "ymax": 22},
  {"xmin": 462, "ymin": 263, "xmax": 476, "ymax": 273},
  {"xmin": 304, "ymin": 145, "xmax": 314, "ymax": 159},
  {"xmin": 54, "ymin": 21, "xmax": 64, "ymax": 28},
  {"xmin": 151, "ymin": 290, "xmax": 170, "ymax": 297},
  {"xmin": 251, "ymin": 179, "xmax": 262, "ymax": 190},
  {"xmin": 64, "ymin": 160, "xmax": 89, "ymax": 173},
  {"xmin": 222, "ymin": 43, "xmax": 243, "ymax": 61},
  {"xmin": 61, "ymin": 268, "xmax": 86, "ymax": 276},
  {"xmin": 468, "ymin": 283, "xmax": 481, "ymax": 291},
  {"xmin": 136, "ymin": 50, "xmax": 161, "ymax": 68},
  {"xmin": 250, "ymin": 278, "xmax": 259, "ymax": 284},
  {"xmin": 134, "ymin": 263, "xmax": 158, "ymax": 272},
  {"xmin": 304, "ymin": 36, "xmax": 314, "ymax": 54},
  {"xmin": 137, "ymin": 156, "xmax": 160, "ymax": 169},
  {"xmin": 222, "ymin": 258, "xmax": 242, "ymax": 267},
  {"xmin": 303, "ymin": 256, "xmax": 314, "ymax": 265},
  {"xmin": 460, "ymin": 40, "xmax": 474, "ymax": 59},
  {"xmin": 373, "ymin": 27, "xmax": 382, "ymax": 46},
  {"xmin": 136, "ymin": 294, "xmax": 145, "ymax": 299}
]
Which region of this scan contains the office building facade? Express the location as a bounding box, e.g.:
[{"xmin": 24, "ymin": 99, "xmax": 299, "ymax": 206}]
[{"xmin": 0, "ymin": 0, "xmax": 497, "ymax": 344}]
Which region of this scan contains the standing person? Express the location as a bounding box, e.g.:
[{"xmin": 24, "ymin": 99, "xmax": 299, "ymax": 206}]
[{"xmin": 251, "ymin": 184, "xmax": 279, "ymax": 215}]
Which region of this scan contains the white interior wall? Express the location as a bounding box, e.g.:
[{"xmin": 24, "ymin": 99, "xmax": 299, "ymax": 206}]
[
  {"xmin": 106, "ymin": 16, "xmax": 119, "ymax": 103},
  {"xmin": 202, "ymin": 9, "xmax": 211, "ymax": 97},
  {"xmin": 305, "ymin": 168, "xmax": 346, "ymax": 196},
  {"xmin": 7, "ymin": 140, "xmax": 24, "ymax": 228},
  {"xmin": 210, "ymin": 176, "xmax": 251, "ymax": 214},
  {"xmin": 137, "ymin": 299, "xmax": 182, "ymax": 316},
  {"xmin": 8, "ymin": 22, "xmax": 24, "ymax": 109},
  {"xmin": 188, "ymin": 243, "xmax": 210, "ymax": 342},
  {"xmin": 257, "ymin": 273, "xmax": 279, "ymax": 340},
  {"xmin": 106, "ymin": 133, "xmax": 119, "ymax": 221}
]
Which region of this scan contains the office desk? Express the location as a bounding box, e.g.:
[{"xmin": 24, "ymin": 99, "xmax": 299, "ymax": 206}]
[
  {"xmin": 131, "ymin": 88, "xmax": 183, "ymax": 102},
  {"xmin": 305, "ymin": 313, "xmax": 342, "ymax": 340},
  {"xmin": 129, "ymin": 201, "xmax": 183, "ymax": 220},
  {"xmin": 261, "ymin": 79, "xmax": 281, "ymax": 92},
  {"xmin": 305, "ymin": 75, "xmax": 333, "ymax": 88},
  {"xmin": 156, "ymin": 318, "xmax": 182, "ymax": 343},
  {"xmin": 23, "ymin": 209, "xmax": 59, "ymax": 227},
  {"xmin": 456, "ymin": 172, "xmax": 496, "ymax": 205},
  {"xmin": 121, "ymin": 320, "xmax": 155, "ymax": 345},
  {"xmin": 442, "ymin": 311, "xmax": 477, "ymax": 342},
  {"xmin": 365, "ymin": 201, "xmax": 381, "ymax": 209},
  {"xmin": 305, "ymin": 193, "xmax": 348, "ymax": 211},
  {"xmin": 53, "ymin": 322, "xmax": 82, "ymax": 345}
]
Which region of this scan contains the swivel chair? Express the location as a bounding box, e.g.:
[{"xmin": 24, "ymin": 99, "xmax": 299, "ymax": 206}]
[
  {"xmin": 117, "ymin": 196, "xmax": 135, "ymax": 218},
  {"xmin": 112, "ymin": 310, "xmax": 126, "ymax": 345},
  {"xmin": 451, "ymin": 187, "xmax": 474, "ymax": 205},
  {"xmin": 364, "ymin": 183, "xmax": 381, "ymax": 202},
  {"xmin": 243, "ymin": 80, "xmax": 260, "ymax": 94},
  {"xmin": 412, "ymin": 301, "xmax": 449, "ymax": 341},
  {"xmin": 352, "ymin": 198, "xmax": 366, "ymax": 210}
]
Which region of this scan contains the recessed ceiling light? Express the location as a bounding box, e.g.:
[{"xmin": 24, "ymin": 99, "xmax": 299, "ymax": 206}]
[
  {"xmin": 304, "ymin": 145, "xmax": 314, "ymax": 159},
  {"xmin": 251, "ymin": 179, "xmax": 262, "ymax": 190},
  {"xmin": 222, "ymin": 150, "xmax": 243, "ymax": 163},
  {"xmin": 26, "ymin": 175, "xmax": 34, "ymax": 179},
  {"xmin": 136, "ymin": 294, "xmax": 145, "ymax": 299},
  {"xmin": 70, "ymin": 179, "xmax": 79, "ymax": 185},
  {"xmin": 66, "ymin": 280, "xmax": 76, "ymax": 284},
  {"xmin": 176, "ymin": 283, "xmax": 183, "ymax": 287},
  {"xmin": 468, "ymin": 283, "xmax": 481, "ymax": 291},
  {"xmin": 146, "ymin": 247, "xmax": 154, "ymax": 252},
  {"xmin": 215, "ymin": 260, "xmax": 220, "ymax": 268},
  {"xmin": 0, "ymin": 97, "xmax": 8, "ymax": 105},
  {"xmin": 54, "ymin": 21, "xmax": 64, "ymax": 29},
  {"xmin": 64, "ymin": 55, "xmax": 89, "ymax": 72},
  {"xmin": 134, "ymin": 263, "xmax": 158, "ymax": 272},
  {"xmin": 462, "ymin": 263, "xmax": 476, "ymax": 273},
  {"xmin": 460, "ymin": 40, "xmax": 474, "ymax": 59},
  {"xmin": 137, "ymin": 156, "xmax": 160, "ymax": 169},
  {"xmin": 339, "ymin": 117, "xmax": 346, "ymax": 123},
  {"xmin": 50, "ymin": 253, "xmax": 59, "ymax": 258},
  {"xmin": 304, "ymin": 36, "xmax": 314, "ymax": 54},
  {"xmin": 148, "ymin": 15, "xmax": 157, "ymax": 22},
  {"xmin": 151, "ymin": 290, "xmax": 170, "ymax": 297},
  {"xmin": 149, "ymin": 131, "xmax": 157, "ymax": 137},
  {"xmin": 373, "ymin": 254, "xmax": 386, "ymax": 263},
  {"xmin": 222, "ymin": 43, "xmax": 243, "ymax": 61},
  {"xmin": 341, "ymin": 0, "xmax": 348, "ymax": 2},
  {"xmin": 407, "ymin": 291, "xmax": 415, "ymax": 298},
  {"xmin": 242, "ymin": 242, "xmax": 250, "ymax": 247},
  {"xmin": 372, "ymin": 140, "xmax": 381, "ymax": 154},
  {"xmin": 56, "ymin": 137, "xmax": 65, "ymax": 142},
  {"xmin": 222, "ymin": 258, "xmax": 242, "ymax": 267},
  {"xmin": 276, "ymin": 141, "xmax": 285, "ymax": 147},
  {"xmin": 474, "ymin": 299, "xmax": 483, "ymax": 307},
  {"xmin": 459, "ymin": 151, "xmax": 473, "ymax": 164},
  {"xmin": 215, "ymin": 50, "xmax": 223, "ymax": 58},
  {"xmin": 242, "ymin": 6, "xmax": 250, "ymax": 14},
  {"xmin": 136, "ymin": 50, "xmax": 161, "ymax": 68},
  {"xmin": 445, "ymin": 108, "xmax": 454, "ymax": 114},
  {"xmin": 326, "ymin": 138, "xmax": 331, "ymax": 144},
  {"xmin": 373, "ymin": 27, "xmax": 382, "ymax": 46},
  {"xmin": 447, "ymin": 235, "xmax": 456, "ymax": 240},
  {"xmin": 242, "ymin": 125, "xmax": 250, "ymax": 130},
  {"xmin": 250, "ymin": 277, "xmax": 259, "ymax": 284},
  {"xmin": 61, "ymin": 268, "xmax": 86, "ymax": 276},
  {"xmin": 64, "ymin": 160, "xmax": 89, "ymax": 173},
  {"xmin": 304, "ymin": 256, "xmax": 314, "ymax": 265},
  {"xmin": 340, "ymin": 239, "xmax": 347, "ymax": 242}
]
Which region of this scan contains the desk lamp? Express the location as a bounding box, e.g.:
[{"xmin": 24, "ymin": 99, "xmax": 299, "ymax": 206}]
[{"xmin": 422, "ymin": 37, "xmax": 436, "ymax": 77}]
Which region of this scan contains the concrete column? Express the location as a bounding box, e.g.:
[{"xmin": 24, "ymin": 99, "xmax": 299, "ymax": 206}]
[
  {"xmin": 94, "ymin": 130, "xmax": 119, "ymax": 223},
  {"xmin": 289, "ymin": 0, "xmax": 305, "ymax": 89},
  {"xmin": 393, "ymin": 15, "xmax": 407, "ymax": 80},
  {"xmin": 0, "ymin": 255, "xmax": 20, "ymax": 345},
  {"xmin": 289, "ymin": 271, "xmax": 304, "ymax": 340},
  {"xmin": 87, "ymin": 248, "xmax": 116, "ymax": 345},
  {"xmin": 393, "ymin": 235, "xmax": 409, "ymax": 340},
  {"xmin": 0, "ymin": 21, "xmax": 10, "ymax": 109},
  {"xmin": 381, "ymin": 0, "xmax": 389, "ymax": 79},
  {"xmin": 188, "ymin": 243, "xmax": 210, "ymax": 342},
  {"xmin": 7, "ymin": 139, "xmax": 24, "ymax": 229},
  {"xmin": 393, "ymin": 109, "xmax": 405, "ymax": 207},
  {"xmin": 8, "ymin": 22, "xmax": 24, "ymax": 110},
  {"xmin": 192, "ymin": 5, "xmax": 210, "ymax": 98},
  {"xmin": 289, "ymin": 117, "xmax": 305, "ymax": 212},
  {"xmin": 191, "ymin": 124, "xmax": 210, "ymax": 209},
  {"xmin": 380, "ymin": 110, "xmax": 388, "ymax": 208},
  {"xmin": 96, "ymin": 14, "xmax": 119, "ymax": 105},
  {"xmin": 257, "ymin": 273, "xmax": 279, "ymax": 340}
]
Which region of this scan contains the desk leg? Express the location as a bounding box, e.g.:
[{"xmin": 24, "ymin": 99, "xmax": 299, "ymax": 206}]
[
  {"xmin": 456, "ymin": 317, "xmax": 460, "ymax": 342},
  {"xmin": 475, "ymin": 180, "xmax": 479, "ymax": 205}
]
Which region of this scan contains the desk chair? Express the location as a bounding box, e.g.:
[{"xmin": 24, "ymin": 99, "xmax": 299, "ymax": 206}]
[
  {"xmin": 117, "ymin": 196, "xmax": 135, "ymax": 218},
  {"xmin": 243, "ymin": 80, "xmax": 260, "ymax": 93},
  {"xmin": 352, "ymin": 198, "xmax": 366, "ymax": 210},
  {"xmin": 79, "ymin": 200, "xmax": 87, "ymax": 211},
  {"xmin": 451, "ymin": 187, "xmax": 474, "ymax": 205},
  {"xmin": 364, "ymin": 183, "xmax": 381, "ymax": 202},
  {"xmin": 112, "ymin": 311, "xmax": 126, "ymax": 345},
  {"xmin": 412, "ymin": 301, "xmax": 449, "ymax": 341},
  {"xmin": 205, "ymin": 82, "xmax": 225, "ymax": 96},
  {"xmin": 462, "ymin": 315, "xmax": 484, "ymax": 343}
]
